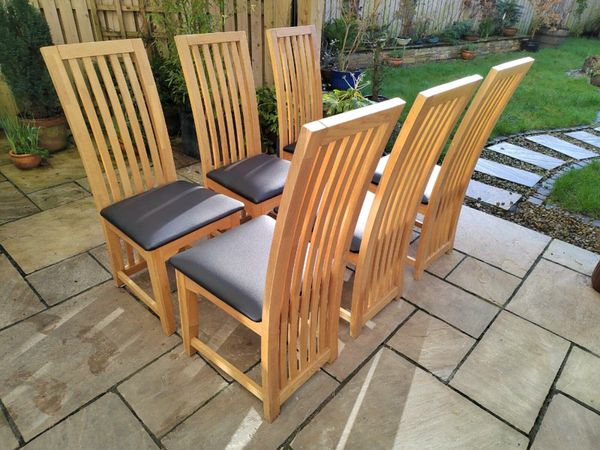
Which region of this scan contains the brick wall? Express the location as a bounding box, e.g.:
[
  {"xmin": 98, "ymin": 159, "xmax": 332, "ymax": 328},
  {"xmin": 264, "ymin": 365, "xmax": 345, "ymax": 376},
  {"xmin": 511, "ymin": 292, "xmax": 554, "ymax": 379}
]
[{"xmin": 349, "ymin": 37, "xmax": 523, "ymax": 68}]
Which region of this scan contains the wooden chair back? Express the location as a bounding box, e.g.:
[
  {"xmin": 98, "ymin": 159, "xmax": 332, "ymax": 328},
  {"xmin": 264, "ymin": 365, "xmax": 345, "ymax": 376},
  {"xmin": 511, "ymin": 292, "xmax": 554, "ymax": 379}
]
[
  {"xmin": 416, "ymin": 57, "xmax": 534, "ymax": 273},
  {"xmin": 350, "ymin": 76, "xmax": 482, "ymax": 336},
  {"xmin": 175, "ymin": 32, "xmax": 261, "ymax": 175},
  {"xmin": 41, "ymin": 39, "xmax": 176, "ymax": 211},
  {"xmin": 266, "ymin": 25, "xmax": 322, "ymax": 152},
  {"xmin": 261, "ymin": 99, "xmax": 404, "ymax": 415}
]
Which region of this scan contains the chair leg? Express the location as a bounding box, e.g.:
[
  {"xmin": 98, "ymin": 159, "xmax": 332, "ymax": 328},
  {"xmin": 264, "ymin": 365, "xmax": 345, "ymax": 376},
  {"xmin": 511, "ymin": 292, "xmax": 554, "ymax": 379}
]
[
  {"xmin": 102, "ymin": 222, "xmax": 124, "ymax": 287},
  {"xmin": 261, "ymin": 350, "xmax": 281, "ymax": 423},
  {"xmin": 176, "ymin": 271, "xmax": 199, "ymax": 355},
  {"xmin": 146, "ymin": 252, "xmax": 176, "ymax": 336}
]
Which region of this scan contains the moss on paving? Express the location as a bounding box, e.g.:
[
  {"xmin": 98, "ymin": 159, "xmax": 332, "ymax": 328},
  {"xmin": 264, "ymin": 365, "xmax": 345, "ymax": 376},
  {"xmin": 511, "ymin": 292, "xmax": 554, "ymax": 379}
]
[
  {"xmin": 376, "ymin": 37, "xmax": 600, "ymax": 137},
  {"xmin": 549, "ymin": 160, "xmax": 600, "ymax": 219}
]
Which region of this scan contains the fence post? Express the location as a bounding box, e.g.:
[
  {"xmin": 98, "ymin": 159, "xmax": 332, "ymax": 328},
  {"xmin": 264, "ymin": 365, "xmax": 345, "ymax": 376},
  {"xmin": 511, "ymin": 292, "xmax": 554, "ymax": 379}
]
[{"xmin": 297, "ymin": 0, "xmax": 324, "ymax": 46}]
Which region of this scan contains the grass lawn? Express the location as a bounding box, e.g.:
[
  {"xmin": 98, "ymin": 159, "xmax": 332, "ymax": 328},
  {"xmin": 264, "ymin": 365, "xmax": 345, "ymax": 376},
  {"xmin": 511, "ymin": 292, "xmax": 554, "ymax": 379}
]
[
  {"xmin": 378, "ymin": 37, "xmax": 600, "ymax": 137},
  {"xmin": 549, "ymin": 160, "xmax": 600, "ymax": 218}
]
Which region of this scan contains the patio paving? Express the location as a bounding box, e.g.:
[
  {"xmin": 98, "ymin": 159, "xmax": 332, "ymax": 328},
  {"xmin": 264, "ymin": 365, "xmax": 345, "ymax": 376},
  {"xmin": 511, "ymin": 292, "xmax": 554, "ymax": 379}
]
[{"xmin": 0, "ymin": 147, "xmax": 599, "ymax": 449}]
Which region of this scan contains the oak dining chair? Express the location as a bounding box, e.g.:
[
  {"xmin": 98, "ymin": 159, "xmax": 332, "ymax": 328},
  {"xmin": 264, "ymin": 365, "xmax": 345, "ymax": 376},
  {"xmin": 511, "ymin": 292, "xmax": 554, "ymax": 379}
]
[
  {"xmin": 345, "ymin": 75, "xmax": 483, "ymax": 338},
  {"xmin": 266, "ymin": 25, "xmax": 322, "ymax": 161},
  {"xmin": 41, "ymin": 39, "xmax": 244, "ymax": 336},
  {"xmin": 170, "ymin": 99, "xmax": 404, "ymax": 421},
  {"xmin": 410, "ymin": 57, "xmax": 534, "ymax": 279},
  {"xmin": 176, "ymin": 31, "xmax": 290, "ymax": 217}
]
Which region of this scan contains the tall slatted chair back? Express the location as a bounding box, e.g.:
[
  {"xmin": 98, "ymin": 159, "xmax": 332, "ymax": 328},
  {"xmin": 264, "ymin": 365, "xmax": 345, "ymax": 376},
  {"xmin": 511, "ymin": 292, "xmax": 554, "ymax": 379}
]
[
  {"xmin": 261, "ymin": 99, "xmax": 404, "ymax": 419},
  {"xmin": 266, "ymin": 25, "xmax": 322, "ymax": 159},
  {"xmin": 348, "ymin": 76, "xmax": 483, "ymax": 337},
  {"xmin": 413, "ymin": 57, "xmax": 534, "ymax": 278},
  {"xmin": 175, "ymin": 32, "xmax": 261, "ymax": 175},
  {"xmin": 41, "ymin": 39, "xmax": 177, "ymax": 211}
]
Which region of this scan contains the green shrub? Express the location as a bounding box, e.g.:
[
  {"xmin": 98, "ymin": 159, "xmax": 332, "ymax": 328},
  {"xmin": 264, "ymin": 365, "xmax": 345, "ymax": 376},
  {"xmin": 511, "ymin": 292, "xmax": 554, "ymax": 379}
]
[
  {"xmin": 323, "ymin": 76, "xmax": 372, "ymax": 116},
  {"xmin": 0, "ymin": 0, "xmax": 60, "ymax": 118},
  {"xmin": 256, "ymin": 86, "xmax": 278, "ymax": 153}
]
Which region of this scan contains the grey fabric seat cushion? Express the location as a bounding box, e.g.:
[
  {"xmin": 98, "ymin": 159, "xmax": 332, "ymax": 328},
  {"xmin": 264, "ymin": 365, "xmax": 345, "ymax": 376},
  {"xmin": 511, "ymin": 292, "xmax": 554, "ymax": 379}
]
[
  {"xmin": 371, "ymin": 156, "xmax": 441, "ymax": 205},
  {"xmin": 170, "ymin": 215, "xmax": 275, "ymax": 322},
  {"xmin": 283, "ymin": 142, "xmax": 296, "ymax": 154},
  {"xmin": 100, "ymin": 181, "xmax": 244, "ymax": 252},
  {"xmin": 351, "ymin": 165, "xmax": 441, "ymax": 253},
  {"xmin": 206, "ymin": 154, "xmax": 290, "ymax": 204}
]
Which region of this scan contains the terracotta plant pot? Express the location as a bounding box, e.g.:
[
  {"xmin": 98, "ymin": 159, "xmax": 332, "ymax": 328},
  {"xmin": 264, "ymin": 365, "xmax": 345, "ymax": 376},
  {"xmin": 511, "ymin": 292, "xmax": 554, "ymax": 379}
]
[
  {"xmin": 461, "ymin": 50, "xmax": 476, "ymax": 60},
  {"xmin": 21, "ymin": 115, "xmax": 68, "ymax": 152},
  {"xmin": 592, "ymin": 261, "xmax": 600, "ymax": 293},
  {"xmin": 385, "ymin": 56, "xmax": 403, "ymax": 67},
  {"xmin": 463, "ymin": 34, "xmax": 479, "ymax": 42},
  {"xmin": 9, "ymin": 151, "xmax": 42, "ymax": 169},
  {"xmin": 503, "ymin": 27, "xmax": 518, "ymax": 37}
]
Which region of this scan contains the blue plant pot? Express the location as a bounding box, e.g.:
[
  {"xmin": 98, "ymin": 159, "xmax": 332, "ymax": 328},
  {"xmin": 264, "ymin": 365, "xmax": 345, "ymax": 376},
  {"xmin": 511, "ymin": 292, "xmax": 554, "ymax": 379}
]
[
  {"xmin": 428, "ymin": 36, "xmax": 440, "ymax": 44},
  {"xmin": 330, "ymin": 69, "xmax": 363, "ymax": 90}
]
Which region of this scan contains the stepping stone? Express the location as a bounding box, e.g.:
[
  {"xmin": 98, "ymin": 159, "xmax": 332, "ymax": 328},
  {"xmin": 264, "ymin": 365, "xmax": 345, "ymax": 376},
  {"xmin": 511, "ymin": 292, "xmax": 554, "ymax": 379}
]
[
  {"xmin": 565, "ymin": 130, "xmax": 600, "ymax": 148},
  {"xmin": 488, "ymin": 142, "xmax": 564, "ymax": 170},
  {"xmin": 526, "ymin": 134, "xmax": 597, "ymax": 160},
  {"xmin": 466, "ymin": 180, "xmax": 522, "ymax": 210},
  {"xmin": 475, "ymin": 158, "xmax": 542, "ymax": 187}
]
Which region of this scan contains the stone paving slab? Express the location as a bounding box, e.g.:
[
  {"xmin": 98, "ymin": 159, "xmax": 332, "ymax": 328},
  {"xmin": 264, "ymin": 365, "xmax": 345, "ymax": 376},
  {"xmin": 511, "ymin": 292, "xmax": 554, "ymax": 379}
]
[
  {"xmin": 531, "ymin": 394, "xmax": 600, "ymax": 450},
  {"xmin": 451, "ymin": 312, "xmax": 569, "ymax": 433},
  {"xmin": 163, "ymin": 369, "xmax": 338, "ymax": 450},
  {"xmin": 176, "ymin": 164, "xmax": 203, "ymax": 185},
  {"xmin": 293, "ymin": 348, "xmax": 528, "ymax": 449},
  {"xmin": 403, "ymin": 272, "xmax": 499, "ymax": 338},
  {"xmin": 0, "ymin": 254, "xmax": 45, "ymax": 330},
  {"xmin": 27, "ymin": 182, "xmax": 89, "ymax": 211},
  {"xmin": 0, "ymin": 282, "xmax": 179, "ymax": 440},
  {"xmin": 0, "ymin": 148, "xmax": 86, "ymax": 193},
  {"xmin": 488, "ymin": 142, "xmax": 564, "ymax": 170},
  {"xmin": 526, "ymin": 134, "xmax": 598, "ymax": 160},
  {"xmin": 118, "ymin": 345, "xmax": 227, "ymax": 437},
  {"xmin": 0, "ymin": 181, "xmax": 39, "ymax": 225},
  {"xmin": 388, "ymin": 310, "xmax": 475, "ymax": 380},
  {"xmin": 0, "ymin": 197, "xmax": 103, "ymax": 273},
  {"xmin": 0, "ymin": 410, "xmax": 18, "ymax": 450},
  {"xmin": 26, "ymin": 253, "xmax": 110, "ymax": 306},
  {"xmin": 447, "ymin": 257, "xmax": 521, "ymax": 306},
  {"xmin": 466, "ymin": 180, "xmax": 522, "ymax": 209},
  {"xmin": 22, "ymin": 393, "xmax": 158, "ymax": 450},
  {"xmin": 424, "ymin": 249, "xmax": 465, "ymax": 278},
  {"xmin": 325, "ymin": 279, "xmax": 415, "ymax": 381},
  {"xmin": 556, "ymin": 347, "xmax": 600, "ymax": 410},
  {"xmin": 565, "ymin": 130, "xmax": 600, "ymax": 148},
  {"xmin": 475, "ymin": 158, "xmax": 542, "ymax": 187},
  {"xmin": 508, "ymin": 259, "xmax": 600, "ymax": 355},
  {"xmin": 454, "ymin": 206, "xmax": 550, "ymax": 277},
  {"xmin": 543, "ymin": 239, "xmax": 599, "ymax": 276}
]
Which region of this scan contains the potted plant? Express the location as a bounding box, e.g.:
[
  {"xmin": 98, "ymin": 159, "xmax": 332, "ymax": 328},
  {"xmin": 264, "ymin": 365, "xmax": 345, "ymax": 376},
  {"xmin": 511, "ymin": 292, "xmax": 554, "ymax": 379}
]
[
  {"xmin": 365, "ymin": 25, "xmax": 390, "ymax": 102},
  {"xmin": 323, "ymin": 75, "xmax": 372, "ymax": 116},
  {"xmin": 524, "ymin": 0, "xmax": 564, "ymax": 51},
  {"xmin": 536, "ymin": 5, "xmax": 570, "ymax": 49},
  {"xmin": 497, "ymin": 0, "xmax": 523, "ymax": 36},
  {"xmin": 410, "ymin": 19, "xmax": 430, "ymax": 45},
  {"xmin": 441, "ymin": 20, "xmax": 473, "ymax": 44},
  {"xmin": 587, "ymin": 60, "xmax": 600, "ymax": 87},
  {"xmin": 256, "ymin": 86, "xmax": 279, "ymax": 154},
  {"xmin": 461, "ymin": 43, "xmax": 477, "ymax": 60},
  {"xmin": 385, "ymin": 48, "xmax": 404, "ymax": 67},
  {"xmin": 1, "ymin": 115, "xmax": 48, "ymax": 169},
  {"xmin": 0, "ymin": 0, "xmax": 67, "ymax": 152}
]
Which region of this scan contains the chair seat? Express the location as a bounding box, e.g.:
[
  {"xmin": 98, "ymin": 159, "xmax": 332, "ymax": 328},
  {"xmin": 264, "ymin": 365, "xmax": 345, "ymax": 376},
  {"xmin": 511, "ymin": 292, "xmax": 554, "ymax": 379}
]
[
  {"xmin": 100, "ymin": 181, "xmax": 244, "ymax": 252},
  {"xmin": 352, "ymin": 165, "xmax": 441, "ymax": 253},
  {"xmin": 207, "ymin": 154, "xmax": 290, "ymax": 204},
  {"xmin": 170, "ymin": 215, "xmax": 276, "ymax": 322},
  {"xmin": 282, "ymin": 142, "xmax": 296, "ymax": 155}
]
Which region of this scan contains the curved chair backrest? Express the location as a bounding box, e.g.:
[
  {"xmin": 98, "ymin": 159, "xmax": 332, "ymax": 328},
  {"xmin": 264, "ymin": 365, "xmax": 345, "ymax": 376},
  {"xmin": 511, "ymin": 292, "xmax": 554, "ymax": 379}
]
[
  {"xmin": 262, "ymin": 99, "xmax": 404, "ymax": 412},
  {"xmin": 266, "ymin": 25, "xmax": 322, "ymax": 152},
  {"xmin": 416, "ymin": 57, "xmax": 534, "ymax": 274},
  {"xmin": 175, "ymin": 32, "xmax": 261, "ymax": 175},
  {"xmin": 350, "ymin": 76, "xmax": 482, "ymax": 336},
  {"xmin": 41, "ymin": 39, "xmax": 176, "ymax": 211}
]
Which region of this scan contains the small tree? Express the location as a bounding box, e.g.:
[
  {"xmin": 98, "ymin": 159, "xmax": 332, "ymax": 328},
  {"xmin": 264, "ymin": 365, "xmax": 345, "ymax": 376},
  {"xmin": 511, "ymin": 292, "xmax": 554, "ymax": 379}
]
[{"xmin": 0, "ymin": 0, "xmax": 60, "ymax": 118}]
